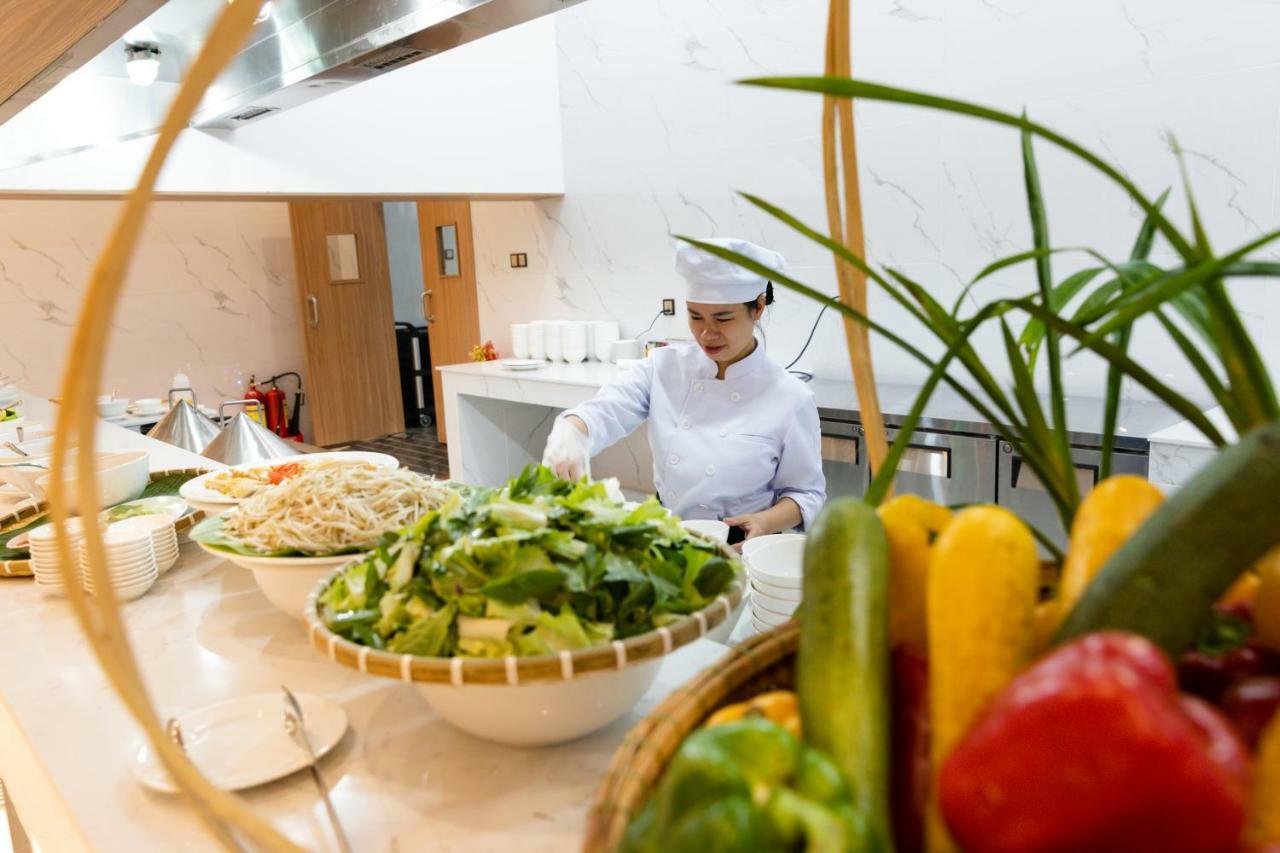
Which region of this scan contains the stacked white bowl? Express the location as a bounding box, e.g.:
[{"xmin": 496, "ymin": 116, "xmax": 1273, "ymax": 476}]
[
  {"xmin": 528, "ymin": 322, "xmax": 547, "ymax": 361},
  {"xmin": 27, "ymin": 517, "xmax": 86, "ymax": 597},
  {"xmin": 80, "ymin": 521, "xmax": 159, "ymax": 601},
  {"xmin": 544, "ymin": 321, "xmax": 565, "ymax": 362},
  {"xmin": 510, "ymin": 324, "xmax": 531, "ymax": 359},
  {"xmin": 561, "ymin": 322, "xmax": 588, "ymax": 363},
  {"xmin": 742, "ymin": 534, "xmax": 806, "ymax": 633},
  {"xmin": 590, "ymin": 321, "xmax": 620, "ymax": 362},
  {"xmin": 112, "ymin": 514, "xmax": 179, "ymax": 575}
]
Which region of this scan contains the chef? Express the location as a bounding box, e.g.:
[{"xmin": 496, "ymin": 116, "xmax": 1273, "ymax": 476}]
[{"xmin": 542, "ymin": 238, "xmax": 826, "ymax": 545}]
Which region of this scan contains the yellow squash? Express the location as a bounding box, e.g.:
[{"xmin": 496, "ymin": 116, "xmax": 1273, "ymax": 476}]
[
  {"xmin": 926, "ymin": 505, "xmax": 1039, "ymax": 852},
  {"xmin": 1054, "ymin": 475, "xmax": 1164, "ymax": 628},
  {"xmin": 1254, "ymin": 545, "xmax": 1280, "ymax": 653},
  {"xmin": 878, "ymin": 494, "xmax": 952, "ymax": 653},
  {"xmin": 704, "ymin": 690, "xmax": 801, "ymax": 737},
  {"xmin": 1247, "ymin": 709, "xmax": 1280, "ymax": 846}
]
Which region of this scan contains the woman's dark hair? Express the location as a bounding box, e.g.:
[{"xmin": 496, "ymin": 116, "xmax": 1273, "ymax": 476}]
[{"xmin": 745, "ymin": 281, "xmax": 775, "ymax": 315}]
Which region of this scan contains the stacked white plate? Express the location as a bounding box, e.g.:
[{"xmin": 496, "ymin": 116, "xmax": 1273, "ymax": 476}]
[
  {"xmin": 743, "ymin": 534, "xmax": 806, "ymax": 634},
  {"xmin": 80, "ymin": 523, "xmax": 158, "ymax": 601},
  {"xmin": 27, "ymin": 517, "xmax": 86, "ymax": 597},
  {"xmin": 111, "ymin": 514, "xmax": 179, "ymax": 575}
]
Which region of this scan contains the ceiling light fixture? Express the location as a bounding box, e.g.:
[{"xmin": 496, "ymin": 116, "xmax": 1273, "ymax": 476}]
[{"xmin": 124, "ymin": 44, "xmax": 160, "ymax": 86}]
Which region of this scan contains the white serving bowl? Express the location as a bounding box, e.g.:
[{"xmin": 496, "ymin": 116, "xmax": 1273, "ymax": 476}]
[
  {"xmin": 751, "ymin": 576, "xmax": 803, "ymax": 601},
  {"xmin": 197, "ymin": 544, "xmax": 356, "ymax": 619},
  {"xmin": 305, "ymin": 537, "xmax": 748, "ymax": 746},
  {"xmin": 35, "ymin": 451, "xmax": 149, "ymax": 513},
  {"xmin": 680, "ymin": 518, "xmax": 730, "ymax": 543},
  {"xmin": 419, "ymin": 659, "xmax": 661, "ymax": 747},
  {"xmin": 97, "ymin": 398, "xmax": 129, "ymax": 419}
]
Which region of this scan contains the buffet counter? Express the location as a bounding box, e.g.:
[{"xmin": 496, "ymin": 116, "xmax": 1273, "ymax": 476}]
[{"xmin": 0, "ymin": 391, "xmax": 732, "ymax": 851}]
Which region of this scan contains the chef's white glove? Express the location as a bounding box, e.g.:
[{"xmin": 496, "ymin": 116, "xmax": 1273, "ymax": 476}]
[{"xmin": 543, "ymin": 416, "xmax": 592, "ymax": 481}]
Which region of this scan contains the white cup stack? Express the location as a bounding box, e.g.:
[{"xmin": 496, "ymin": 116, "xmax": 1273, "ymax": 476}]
[
  {"xmin": 27, "ymin": 517, "xmax": 86, "ymax": 597},
  {"xmin": 528, "ymin": 322, "xmax": 547, "ymax": 361},
  {"xmin": 511, "ymin": 324, "xmax": 531, "ymax": 359},
  {"xmin": 742, "ymin": 534, "xmax": 806, "ymax": 634},
  {"xmin": 561, "ymin": 321, "xmax": 588, "ymax": 363},
  {"xmin": 80, "ymin": 521, "xmax": 159, "ymax": 601},
  {"xmin": 112, "ymin": 514, "xmax": 179, "ymax": 574},
  {"xmin": 544, "ymin": 321, "xmax": 565, "ymax": 362}
]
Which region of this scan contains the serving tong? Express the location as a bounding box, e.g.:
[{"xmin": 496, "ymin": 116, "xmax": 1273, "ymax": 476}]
[{"xmin": 282, "ymin": 686, "xmax": 353, "ymax": 853}]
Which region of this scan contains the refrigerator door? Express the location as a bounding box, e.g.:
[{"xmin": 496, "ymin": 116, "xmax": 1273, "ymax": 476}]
[
  {"xmin": 819, "ymin": 418, "xmax": 867, "ymax": 500},
  {"xmin": 870, "ymin": 429, "xmax": 998, "ymax": 507},
  {"xmin": 996, "ymin": 443, "xmax": 1148, "ymax": 554}
]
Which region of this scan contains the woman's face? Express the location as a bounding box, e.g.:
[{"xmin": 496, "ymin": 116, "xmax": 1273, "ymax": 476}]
[{"xmin": 687, "ymin": 298, "xmax": 762, "ymax": 364}]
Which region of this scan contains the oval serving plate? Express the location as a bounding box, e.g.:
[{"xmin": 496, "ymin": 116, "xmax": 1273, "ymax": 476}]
[{"xmin": 179, "ymin": 451, "xmax": 400, "ymax": 506}]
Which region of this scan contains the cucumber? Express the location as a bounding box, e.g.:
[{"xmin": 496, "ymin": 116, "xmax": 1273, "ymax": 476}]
[
  {"xmin": 1055, "ymin": 420, "xmax": 1280, "ymax": 655},
  {"xmin": 797, "ymin": 498, "xmax": 892, "ymax": 850}
]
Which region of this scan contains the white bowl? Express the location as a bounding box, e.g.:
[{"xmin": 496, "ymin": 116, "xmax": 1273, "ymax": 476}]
[
  {"xmin": 752, "ymin": 586, "xmax": 800, "ymax": 616},
  {"xmin": 742, "ymin": 532, "xmax": 807, "ymax": 562},
  {"xmin": 752, "ymin": 605, "xmax": 793, "ymax": 628},
  {"xmin": 751, "ymin": 576, "xmax": 803, "ymax": 601},
  {"xmin": 36, "ymin": 451, "xmax": 149, "ymax": 514},
  {"xmin": 745, "ymin": 535, "xmax": 806, "ymax": 587},
  {"xmin": 419, "ymin": 659, "xmax": 661, "ymax": 747},
  {"xmin": 97, "ymin": 398, "xmax": 128, "ymax": 419},
  {"xmin": 132, "ymin": 398, "xmax": 164, "ymax": 414},
  {"xmin": 197, "ymin": 544, "xmax": 355, "ymax": 619},
  {"xmin": 680, "ymin": 519, "xmax": 730, "ymax": 543}
]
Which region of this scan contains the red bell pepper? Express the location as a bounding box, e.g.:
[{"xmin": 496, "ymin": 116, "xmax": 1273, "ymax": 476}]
[{"xmin": 938, "ymin": 632, "xmax": 1249, "ymax": 853}]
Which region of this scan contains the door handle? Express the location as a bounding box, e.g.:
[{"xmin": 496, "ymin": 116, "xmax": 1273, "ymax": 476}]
[
  {"xmin": 307, "ymin": 295, "xmax": 319, "ymax": 329},
  {"xmin": 422, "ymin": 289, "xmax": 434, "ymax": 325}
]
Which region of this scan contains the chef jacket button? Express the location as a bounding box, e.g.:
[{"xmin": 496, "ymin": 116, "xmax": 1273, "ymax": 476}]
[
  {"xmin": 681, "ymin": 419, "xmax": 691, "ymax": 430},
  {"xmin": 693, "ymin": 383, "xmax": 704, "ymax": 393},
  {"xmin": 719, "ymin": 429, "xmax": 728, "ymax": 438},
  {"xmin": 705, "ymin": 464, "xmax": 715, "ymax": 476},
  {"xmin": 730, "ymin": 391, "xmax": 741, "ymax": 402},
  {"xmin": 669, "ymin": 454, "xmax": 680, "ymax": 466}
]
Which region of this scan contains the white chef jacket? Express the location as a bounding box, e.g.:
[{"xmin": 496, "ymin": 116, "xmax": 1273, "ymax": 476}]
[{"xmin": 565, "ymin": 340, "xmax": 826, "ymax": 528}]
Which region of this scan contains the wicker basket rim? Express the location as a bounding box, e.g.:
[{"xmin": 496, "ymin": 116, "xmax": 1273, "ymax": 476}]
[
  {"xmin": 0, "ymin": 467, "xmax": 212, "ymax": 578},
  {"xmin": 305, "ymin": 537, "xmax": 746, "ymax": 686}
]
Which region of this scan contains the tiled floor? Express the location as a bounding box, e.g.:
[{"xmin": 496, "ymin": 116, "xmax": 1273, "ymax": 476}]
[{"xmin": 338, "ymin": 428, "xmax": 451, "ymax": 478}]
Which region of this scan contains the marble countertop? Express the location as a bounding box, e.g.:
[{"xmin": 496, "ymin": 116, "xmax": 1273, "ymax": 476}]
[
  {"xmin": 1147, "ymin": 405, "xmax": 1236, "ymax": 449},
  {"xmin": 0, "ymin": 388, "xmax": 735, "ymax": 852},
  {"xmin": 439, "ymin": 360, "xmax": 1191, "ymax": 450}
]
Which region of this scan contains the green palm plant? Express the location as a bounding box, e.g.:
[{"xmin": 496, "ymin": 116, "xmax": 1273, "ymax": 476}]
[{"xmin": 679, "ymin": 78, "xmax": 1280, "ymax": 555}]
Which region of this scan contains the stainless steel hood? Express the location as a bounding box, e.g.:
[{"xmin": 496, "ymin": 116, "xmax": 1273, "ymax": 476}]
[{"xmin": 0, "ymin": 0, "xmax": 583, "ymax": 169}]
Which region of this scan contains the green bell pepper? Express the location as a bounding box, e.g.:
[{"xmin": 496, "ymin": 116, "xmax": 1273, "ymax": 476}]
[{"xmin": 622, "ymin": 718, "xmax": 874, "ymax": 853}]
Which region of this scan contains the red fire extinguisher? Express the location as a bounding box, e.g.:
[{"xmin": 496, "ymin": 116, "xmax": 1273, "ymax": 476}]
[
  {"xmin": 244, "ymin": 376, "xmax": 267, "ymax": 425},
  {"xmin": 265, "ymin": 382, "xmax": 287, "ymax": 436}
]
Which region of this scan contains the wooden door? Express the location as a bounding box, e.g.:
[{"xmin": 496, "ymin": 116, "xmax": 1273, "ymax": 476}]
[
  {"xmin": 417, "ymin": 201, "xmax": 481, "ymax": 442},
  {"xmin": 289, "ymin": 201, "xmax": 404, "ymax": 445}
]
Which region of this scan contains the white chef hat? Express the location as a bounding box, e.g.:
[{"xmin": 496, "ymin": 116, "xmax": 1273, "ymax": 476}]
[{"xmin": 674, "ymin": 238, "xmax": 786, "ymax": 304}]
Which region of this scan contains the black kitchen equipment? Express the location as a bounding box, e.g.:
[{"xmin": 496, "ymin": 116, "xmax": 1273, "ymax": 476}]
[{"xmin": 394, "ymin": 323, "xmax": 435, "ymax": 430}]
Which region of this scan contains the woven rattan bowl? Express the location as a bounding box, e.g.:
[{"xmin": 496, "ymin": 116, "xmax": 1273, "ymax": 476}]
[
  {"xmin": 305, "ymin": 541, "xmax": 748, "ymax": 746},
  {"xmin": 582, "ymin": 620, "xmax": 799, "ymax": 850}
]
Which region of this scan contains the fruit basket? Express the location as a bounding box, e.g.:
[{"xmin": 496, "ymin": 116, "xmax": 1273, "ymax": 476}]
[{"xmin": 583, "ymin": 621, "xmax": 799, "ymax": 851}]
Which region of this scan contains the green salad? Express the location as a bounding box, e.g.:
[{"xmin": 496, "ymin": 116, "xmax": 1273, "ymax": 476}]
[{"xmin": 318, "ymin": 465, "xmax": 742, "ymax": 658}]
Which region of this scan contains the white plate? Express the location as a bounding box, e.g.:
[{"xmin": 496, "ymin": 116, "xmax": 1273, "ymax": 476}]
[
  {"xmin": 502, "ymin": 359, "xmax": 543, "ymax": 371},
  {"xmin": 196, "ymin": 542, "xmax": 357, "ymax": 572},
  {"xmin": 133, "ymin": 692, "xmax": 347, "ymax": 793},
  {"xmin": 179, "ymin": 451, "xmax": 400, "ymax": 506}
]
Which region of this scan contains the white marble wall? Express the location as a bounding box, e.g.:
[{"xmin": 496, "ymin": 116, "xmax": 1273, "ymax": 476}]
[
  {"xmin": 0, "ymin": 200, "xmax": 305, "ymax": 419},
  {"xmin": 472, "ymin": 0, "xmax": 1280, "ymax": 407}
]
